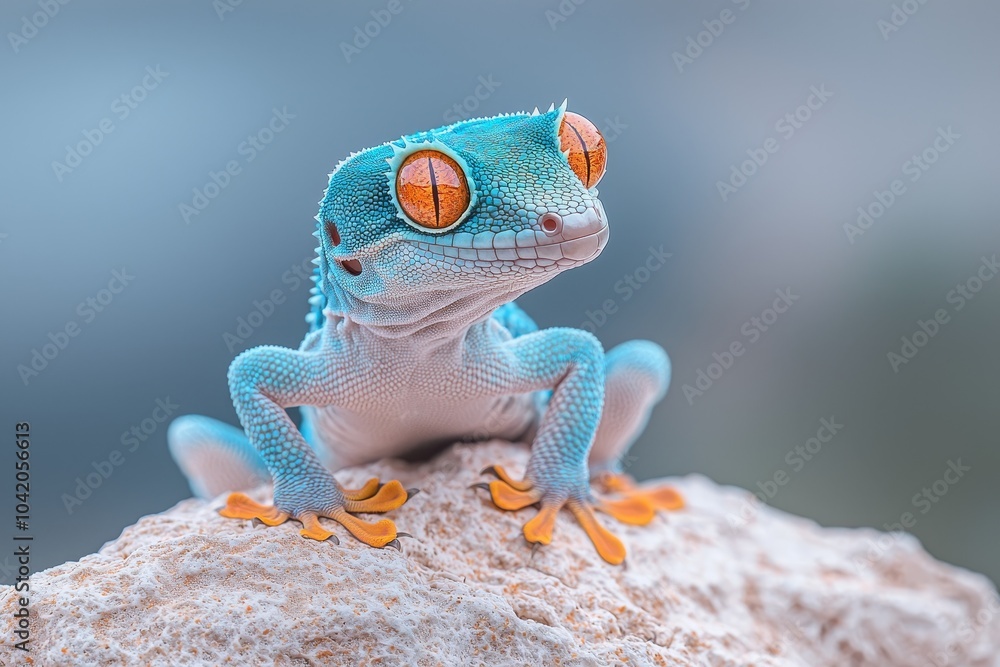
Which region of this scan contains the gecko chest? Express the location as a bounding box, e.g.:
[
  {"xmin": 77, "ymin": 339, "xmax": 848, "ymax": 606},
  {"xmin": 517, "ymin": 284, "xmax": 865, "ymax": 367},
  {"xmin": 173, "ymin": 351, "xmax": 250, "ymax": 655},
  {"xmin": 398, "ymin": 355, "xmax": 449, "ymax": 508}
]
[{"xmin": 309, "ymin": 391, "xmax": 537, "ymax": 465}]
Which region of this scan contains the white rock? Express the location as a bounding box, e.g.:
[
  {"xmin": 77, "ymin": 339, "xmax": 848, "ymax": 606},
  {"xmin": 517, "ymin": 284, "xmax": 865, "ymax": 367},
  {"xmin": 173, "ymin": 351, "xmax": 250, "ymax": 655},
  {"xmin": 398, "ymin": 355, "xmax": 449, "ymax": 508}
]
[{"xmin": 2, "ymin": 441, "xmax": 998, "ymax": 666}]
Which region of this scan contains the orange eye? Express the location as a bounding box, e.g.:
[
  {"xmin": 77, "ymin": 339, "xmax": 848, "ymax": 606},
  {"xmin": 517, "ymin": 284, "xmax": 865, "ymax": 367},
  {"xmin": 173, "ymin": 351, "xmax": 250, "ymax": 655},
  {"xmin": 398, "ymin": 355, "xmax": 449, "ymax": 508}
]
[
  {"xmin": 559, "ymin": 112, "xmax": 607, "ymax": 188},
  {"xmin": 395, "ymin": 150, "xmax": 471, "ymax": 230}
]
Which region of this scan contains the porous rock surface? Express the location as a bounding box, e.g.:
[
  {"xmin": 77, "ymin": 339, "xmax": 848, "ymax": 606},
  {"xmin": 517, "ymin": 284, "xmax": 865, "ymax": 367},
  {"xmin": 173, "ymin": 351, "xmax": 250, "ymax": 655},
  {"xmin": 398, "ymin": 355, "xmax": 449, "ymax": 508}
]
[{"xmin": 2, "ymin": 441, "xmax": 998, "ymax": 666}]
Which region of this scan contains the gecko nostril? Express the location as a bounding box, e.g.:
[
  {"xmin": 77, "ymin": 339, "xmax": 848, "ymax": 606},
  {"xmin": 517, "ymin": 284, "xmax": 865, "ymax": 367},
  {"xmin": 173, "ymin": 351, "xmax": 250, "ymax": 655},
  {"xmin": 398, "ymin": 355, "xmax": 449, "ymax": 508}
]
[
  {"xmin": 540, "ymin": 213, "xmax": 562, "ymax": 236},
  {"xmin": 340, "ymin": 259, "xmax": 362, "ymax": 276}
]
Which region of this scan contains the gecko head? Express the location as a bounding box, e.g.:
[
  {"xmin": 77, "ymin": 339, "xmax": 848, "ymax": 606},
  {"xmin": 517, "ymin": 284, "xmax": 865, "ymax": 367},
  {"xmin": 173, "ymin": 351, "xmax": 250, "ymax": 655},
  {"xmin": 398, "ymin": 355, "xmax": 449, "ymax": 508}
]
[{"xmin": 316, "ymin": 102, "xmax": 609, "ymax": 310}]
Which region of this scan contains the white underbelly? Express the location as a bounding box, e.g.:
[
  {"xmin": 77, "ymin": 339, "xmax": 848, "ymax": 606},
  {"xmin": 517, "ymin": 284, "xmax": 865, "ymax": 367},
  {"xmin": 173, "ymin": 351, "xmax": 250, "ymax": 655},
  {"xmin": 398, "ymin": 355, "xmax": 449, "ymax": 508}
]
[{"xmin": 303, "ymin": 393, "xmax": 538, "ymax": 469}]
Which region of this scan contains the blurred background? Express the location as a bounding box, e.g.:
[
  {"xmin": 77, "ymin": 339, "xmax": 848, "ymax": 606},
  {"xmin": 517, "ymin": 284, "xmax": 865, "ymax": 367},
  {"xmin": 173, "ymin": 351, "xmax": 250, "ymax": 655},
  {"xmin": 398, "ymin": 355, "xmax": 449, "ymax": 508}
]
[{"xmin": 1, "ymin": 1, "xmax": 997, "ymax": 585}]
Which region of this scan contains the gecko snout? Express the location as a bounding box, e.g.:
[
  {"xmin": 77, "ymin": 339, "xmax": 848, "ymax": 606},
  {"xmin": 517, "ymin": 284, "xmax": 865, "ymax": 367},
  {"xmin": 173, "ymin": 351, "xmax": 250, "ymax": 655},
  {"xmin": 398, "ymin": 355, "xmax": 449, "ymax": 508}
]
[
  {"xmin": 539, "ymin": 204, "xmax": 606, "ymax": 240},
  {"xmin": 535, "ymin": 203, "xmax": 609, "ymax": 262}
]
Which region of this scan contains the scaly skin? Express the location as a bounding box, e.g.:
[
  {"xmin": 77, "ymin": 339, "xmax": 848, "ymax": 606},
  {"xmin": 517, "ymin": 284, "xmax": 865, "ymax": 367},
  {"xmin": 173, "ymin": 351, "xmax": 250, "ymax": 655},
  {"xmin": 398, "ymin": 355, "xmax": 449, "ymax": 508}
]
[{"xmin": 169, "ymin": 102, "xmax": 683, "ymax": 563}]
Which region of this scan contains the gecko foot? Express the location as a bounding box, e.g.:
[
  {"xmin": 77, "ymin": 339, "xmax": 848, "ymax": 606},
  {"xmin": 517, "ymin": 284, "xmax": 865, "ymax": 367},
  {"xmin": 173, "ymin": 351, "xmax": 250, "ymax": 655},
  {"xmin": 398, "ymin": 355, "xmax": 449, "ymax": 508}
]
[
  {"xmin": 475, "ymin": 465, "xmax": 633, "ymax": 565},
  {"xmin": 593, "ymin": 471, "xmax": 685, "ymax": 512},
  {"xmin": 220, "ymin": 478, "xmax": 413, "ymax": 548}
]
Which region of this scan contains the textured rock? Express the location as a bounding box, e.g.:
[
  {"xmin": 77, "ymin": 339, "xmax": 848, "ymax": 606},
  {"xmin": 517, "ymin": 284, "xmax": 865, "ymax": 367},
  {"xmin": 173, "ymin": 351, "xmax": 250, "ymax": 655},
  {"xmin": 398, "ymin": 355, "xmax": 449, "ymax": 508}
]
[{"xmin": 2, "ymin": 441, "xmax": 998, "ymax": 666}]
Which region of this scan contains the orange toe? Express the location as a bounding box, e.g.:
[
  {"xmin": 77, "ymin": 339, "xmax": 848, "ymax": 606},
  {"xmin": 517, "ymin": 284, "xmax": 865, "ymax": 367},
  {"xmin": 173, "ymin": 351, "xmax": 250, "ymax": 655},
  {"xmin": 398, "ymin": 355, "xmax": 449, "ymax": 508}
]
[
  {"xmin": 482, "ymin": 465, "xmax": 533, "ymax": 491},
  {"xmin": 595, "ymin": 471, "xmax": 638, "ymax": 494},
  {"xmin": 523, "ymin": 504, "xmax": 559, "ymax": 545},
  {"xmin": 331, "ymin": 510, "xmax": 398, "ymax": 548},
  {"xmin": 344, "ymin": 480, "xmax": 410, "ymax": 513},
  {"xmin": 219, "ymin": 493, "xmax": 289, "ymax": 526},
  {"xmin": 642, "ymin": 485, "xmax": 685, "ymax": 511},
  {"xmin": 598, "ymin": 494, "xmax": 656, "ymax": 526},
  {"xmin": 298, "ymin": 512, "xmax": 338, "ymax": 542},
  {"xmin": 569, "ymin": 501, "xmax": 626, "ymax": 565},
  {"xmin": 488, "ymin": 480, "xmax": 541, "ymax": 511},
  {"xmin": 341, "ymin": 477, "xmax": 382, "ymax": 501}
]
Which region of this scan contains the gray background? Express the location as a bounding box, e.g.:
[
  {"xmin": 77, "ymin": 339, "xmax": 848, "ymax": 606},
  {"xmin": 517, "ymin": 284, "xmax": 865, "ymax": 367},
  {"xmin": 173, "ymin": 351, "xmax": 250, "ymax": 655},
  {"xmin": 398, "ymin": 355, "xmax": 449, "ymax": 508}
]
[{"xmin": 1, "ymin": 1, "xmax": 998, "ymax": 585}]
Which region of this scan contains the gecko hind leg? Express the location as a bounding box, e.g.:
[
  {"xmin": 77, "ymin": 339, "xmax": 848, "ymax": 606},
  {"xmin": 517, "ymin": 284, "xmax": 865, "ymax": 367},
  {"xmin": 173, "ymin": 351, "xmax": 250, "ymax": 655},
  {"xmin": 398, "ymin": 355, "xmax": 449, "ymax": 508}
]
[
  {"xmin": 588, "ymin": 340, "xmax": 685, "ymax": 513},
  {"xmin": 168, "ymin": 415, "xmax": 270, "ymax": 499}
]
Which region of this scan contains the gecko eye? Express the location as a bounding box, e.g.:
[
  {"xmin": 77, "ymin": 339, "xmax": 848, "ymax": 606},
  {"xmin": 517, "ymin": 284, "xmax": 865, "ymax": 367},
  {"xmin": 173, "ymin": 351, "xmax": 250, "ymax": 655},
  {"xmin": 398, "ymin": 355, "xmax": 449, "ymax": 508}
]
[
  {"xmin": 395, "ymin": 150, "xmax": 471, "ymax": 230},
  {"xmin": 558, "ymin": 112, "xmax": 607, "ymax": 189}
]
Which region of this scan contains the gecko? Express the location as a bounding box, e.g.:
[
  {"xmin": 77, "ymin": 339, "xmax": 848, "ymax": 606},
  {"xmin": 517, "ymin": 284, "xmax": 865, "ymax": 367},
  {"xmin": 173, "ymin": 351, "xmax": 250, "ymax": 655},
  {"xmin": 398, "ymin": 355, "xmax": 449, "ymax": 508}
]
[{"xmin": 167, "ymin": 102, "xmax": 683, "ymax": 564}]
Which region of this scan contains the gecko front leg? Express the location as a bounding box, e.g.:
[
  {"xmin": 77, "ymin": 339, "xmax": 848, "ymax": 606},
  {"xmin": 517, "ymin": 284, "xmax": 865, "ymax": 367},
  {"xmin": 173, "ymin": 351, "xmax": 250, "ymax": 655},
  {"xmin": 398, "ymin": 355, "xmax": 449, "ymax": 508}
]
[
  {"xmin": 220, "ymin": 344, "xmax": 414, "ymax": 548},
  {"xmin": 473, "ymin": 328, "xmax": 657, "ymax": 565}
]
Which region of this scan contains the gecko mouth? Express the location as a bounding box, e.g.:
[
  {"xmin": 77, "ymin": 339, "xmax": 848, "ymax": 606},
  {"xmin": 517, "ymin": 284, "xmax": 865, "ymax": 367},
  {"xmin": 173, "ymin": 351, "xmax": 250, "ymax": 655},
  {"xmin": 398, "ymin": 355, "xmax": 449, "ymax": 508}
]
[
  {"xmin": 403, "ymin": 203, "xmax": 610, "ymax": 271},
  {"xmin": 406, "ymin": 225, "xmax": 609, "ymax": 270}
]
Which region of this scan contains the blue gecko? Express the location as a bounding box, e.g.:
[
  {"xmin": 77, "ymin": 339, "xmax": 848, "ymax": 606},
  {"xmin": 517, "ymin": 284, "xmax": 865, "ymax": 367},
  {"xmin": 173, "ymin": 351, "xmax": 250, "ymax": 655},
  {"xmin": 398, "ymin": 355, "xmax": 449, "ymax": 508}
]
[{"xmin": 168, "ymin": 102, "xmax": 683, "ymax": 564}]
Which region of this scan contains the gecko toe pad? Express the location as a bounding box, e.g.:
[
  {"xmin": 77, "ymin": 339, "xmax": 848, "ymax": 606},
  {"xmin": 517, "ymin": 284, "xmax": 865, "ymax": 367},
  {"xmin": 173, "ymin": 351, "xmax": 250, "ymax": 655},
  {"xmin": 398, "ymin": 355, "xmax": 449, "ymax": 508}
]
[
  {"xmin": 480, "ymin": 465, "xmax": 534, "ymax": 491},
  {"xmin": 298, "ymin": 512, "xmax": 340, "ymax": 543},
  {"xmin": 343, "ymin": 479, "xmax": 411, "ymax": 513},
  {"xmin": 522, "ymin": 504, "xmax": 558, "ymax": 545},
  {"xmin": 220, "ymin": 492, "xmax": 289, "ymax": 526},
  {"xmin": 597, "ymin": 494, "xmax": 656, "ymax": 525},
  {"xmin": 340, "ymin": 477, "xmax": 382, "ymax": 501},
  {"xmin": 484, "ymin": 479, "xmax": 541, "ymax": 510},
  {"xmin": 568, "ymin": 500, "xmax": 627, "ymax": 565},
  {"xmin": 643, "ymin": 485, "xmax": 685, "ymax": 511},
  {"xmin": 329, "ymin": 509, "xmax": 399, "ymax": 548},
  {"xmin": 595, "ymin": 472, "xmax": 685, "ymax": 511}
]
